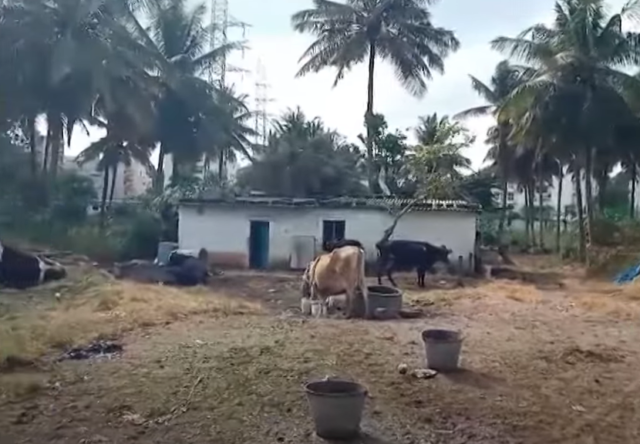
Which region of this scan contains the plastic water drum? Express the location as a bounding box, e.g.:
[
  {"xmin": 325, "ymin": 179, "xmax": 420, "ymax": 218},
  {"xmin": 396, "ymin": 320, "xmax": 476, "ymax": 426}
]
[{"xmin": 156, "ymin": 242, "xmax": 178, "ymax": 265}]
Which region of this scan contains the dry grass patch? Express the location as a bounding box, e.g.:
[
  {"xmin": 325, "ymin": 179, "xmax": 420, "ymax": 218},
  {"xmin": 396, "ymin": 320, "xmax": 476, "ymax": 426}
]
[
  {"xmin": 567, "ymin": 278, "xmax": 640, "ymax": 319},
  {"xmin": 65, "ymin": 319, "xmax": 443, "ymax": 443},
  {"xmin": 405, "ymin": 280, "xmax": 542, "ymax": 307},
  {"xmin": 0, "ymin": 268, "xmax": 262, "ymax": 367}
]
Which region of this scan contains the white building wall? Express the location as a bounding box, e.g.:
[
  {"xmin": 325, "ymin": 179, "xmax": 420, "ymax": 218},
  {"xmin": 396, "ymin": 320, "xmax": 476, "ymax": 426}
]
[
  {"xmin": 124, "ymin": 161, "xmax": 152, "ymax": 196},
  {"xmin": 178, "ymin": 204, "xmax": 477, "ymax": 269},
  {"xmin": 64, "ymin": 156, "xmax": 151, "ymax": 200},
  {"xmin": 496, "ymin": 172, "xmax": 595, "ymax": 217}
]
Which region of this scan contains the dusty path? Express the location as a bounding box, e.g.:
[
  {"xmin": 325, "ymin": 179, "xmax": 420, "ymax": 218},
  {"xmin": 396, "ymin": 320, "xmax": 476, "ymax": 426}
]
[{"xmin": 1, "ymin": 269, "xmax": 639, "ymax": 444}]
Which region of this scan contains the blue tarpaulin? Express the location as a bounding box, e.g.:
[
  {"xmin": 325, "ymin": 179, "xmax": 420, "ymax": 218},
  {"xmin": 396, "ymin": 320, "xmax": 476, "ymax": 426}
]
[{"xmin": 614, "ymin": 261, "xmax": 640, "ymax": 285}]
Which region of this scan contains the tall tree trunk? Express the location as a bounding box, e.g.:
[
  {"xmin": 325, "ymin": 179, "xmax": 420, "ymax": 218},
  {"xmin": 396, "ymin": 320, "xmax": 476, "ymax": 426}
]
[
  {"xmin": 498, "ymin": 178, "xmax": 508, "ymax": 243},
  {"xmin": 596, "ymin": 175, "xmax": 608, "ymax": 213},
  {"xmin": 100, "ymin": 168, "xmax": 110, "ymax": 227},
  {"xmin": 555, "ymin": 165, "xmax": 564, "ymax": 253},
  {"xmin": 155, "ymin": 144, "xmax": 166, "ymax": 191},
  {"xmin": 524, "ymin": 185, "xmax": 530, "ymax": 247},
  {"xmin": 218, "ymin": 150, "xmax": 225, "ymax": 180},
  {"xmin": 42, "ymin": 122, "xmax": 52, "ymax": 172},
  {"xmin": 630, "ymin": 162, "xmax": 636, "ymax": 219},
  {"xmin": 27, "ymin": 115, "xmax": 38, "ymax": 177},
  {"xmin": 574, "ymin": 165, "xmax": 586, "ymax": 262},
  {"xmin": 496, "ymin": 127, "xmax": 509, "ymax": 241},
  {"xmin": 364, "ymin": 42, "xmax": 377, "ymax": 193},
  {"xmin": 109, "ymin": 164, "xmax": 118, "ymax": 207},
  {"xmin": 584, "ymin": 147, "xmax": 594, "ymax": 247},
  {"xmin": 172, "ymin": 156, "xmax": 180, "ymax": 185},
  {"xmin": 537, "ymin": 164, "xmax": 544, "ymax": 250},
  {"xmin": 528, "ymin": 185, "xmax": 537, "ymax": 248},
  {"xmin": 48, "ymin": 114, "xmax": 63, "ymax": 180}
]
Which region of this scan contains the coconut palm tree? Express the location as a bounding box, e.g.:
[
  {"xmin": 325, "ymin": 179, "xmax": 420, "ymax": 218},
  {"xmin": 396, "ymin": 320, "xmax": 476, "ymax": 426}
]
[
  {"xmin": 455, "ymin": 61, "xmax": 526, "ymax": 239},
  {"xmin": 76, "ymin": 138, "xmax": 152, "ymax": 218},
  {"xmin": 492, "ymin": 0, "xmax": 640, "ymax": 261},
  {"xmin": 0, "ymin": 0, "xmax": 156, "ymax": 180},
  {"xmin": 408, "ymin": 114, "xmax": 473, "ymax": 198},
  {"xmin": 122, "ymin": 0, "xmax": 247, "ymax": 189},
  {"xmin": 291, "ymin": 0, "xmax": 459, "ymax": 192},
  {"xmin": 237, "ymin": 109, "xmax": 366, "ymax": 197},
  {"xmin": 202, "ymin": 85, "xmax": 255, "ymax": 180}
]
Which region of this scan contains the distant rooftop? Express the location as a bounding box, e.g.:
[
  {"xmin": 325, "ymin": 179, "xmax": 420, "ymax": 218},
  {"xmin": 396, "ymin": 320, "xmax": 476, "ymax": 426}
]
[{"xmin": 179, "ymin": 195, "xmax": 481, "ymax": 213}]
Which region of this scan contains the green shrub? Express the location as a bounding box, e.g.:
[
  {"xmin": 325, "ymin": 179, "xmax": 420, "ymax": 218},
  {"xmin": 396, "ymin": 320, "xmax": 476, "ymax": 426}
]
[
  {"xmin": 117, "ymin": 211, "xmax": 163, "ymax": 260},
  {"xmin": 61, "ymin": 211, "xmax": 162, "ymax": 262},
  {"xmin": 64, "ymin": 224, "xmax": 122, "ymax": 262}
]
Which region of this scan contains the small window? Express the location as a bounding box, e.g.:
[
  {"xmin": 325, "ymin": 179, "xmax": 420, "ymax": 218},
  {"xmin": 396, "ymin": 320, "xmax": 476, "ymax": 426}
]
[
  {"xmin": 322, "ymin": 220, "xmax": 346, "ymax": 244},
  {"xmin": 507, "ymin": 192, "xmax": 515, "ymax": 201}
]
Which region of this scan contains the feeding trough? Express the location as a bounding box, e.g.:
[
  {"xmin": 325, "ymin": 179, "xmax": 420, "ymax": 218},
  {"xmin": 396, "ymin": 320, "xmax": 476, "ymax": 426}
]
[
  {"xmin": 304, "ymin": 379, "xmax": 367, "ymax": 440},
  {"xmin": 422, "ymin": 329, "xmax": 463, "ymax": 371},
  {"xmin": 366, "ymin": 285, "xmax": 402, "ymax": 320}
]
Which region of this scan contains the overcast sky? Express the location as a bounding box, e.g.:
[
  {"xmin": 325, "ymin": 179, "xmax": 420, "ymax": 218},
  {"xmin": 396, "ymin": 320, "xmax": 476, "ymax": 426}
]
[{"xmin": 68, "ymin": 0, "xmax": 629, "ymax": 169}]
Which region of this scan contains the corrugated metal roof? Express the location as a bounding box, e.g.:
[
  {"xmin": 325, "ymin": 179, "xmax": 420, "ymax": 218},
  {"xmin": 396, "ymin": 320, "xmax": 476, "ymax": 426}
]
[{"xmin": 179, "ymin": 195, "xmax": 480, "ymax": 213}]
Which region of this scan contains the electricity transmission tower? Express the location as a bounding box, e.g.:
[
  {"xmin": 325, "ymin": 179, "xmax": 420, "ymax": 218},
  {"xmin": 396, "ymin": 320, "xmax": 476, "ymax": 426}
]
[
  {"xmin": 206, "ymin": 0, "xmax": 250, "ymax": 178},
  {"xmin": 209, "ymin": 0, "xmax": 250, "ymax": 85},
  {"xmin": 254, "ymin": 58, "xmax": 273, "ymax": 146}
]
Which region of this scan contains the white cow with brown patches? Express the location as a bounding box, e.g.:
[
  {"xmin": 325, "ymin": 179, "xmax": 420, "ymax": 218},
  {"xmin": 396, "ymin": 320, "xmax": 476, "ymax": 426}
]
[{"xmin": 301, "ymin": 245, "xmax": 367, "ymax": 318}]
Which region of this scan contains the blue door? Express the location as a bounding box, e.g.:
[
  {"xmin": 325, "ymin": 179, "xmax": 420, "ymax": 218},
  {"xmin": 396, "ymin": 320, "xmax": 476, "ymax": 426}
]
[{"xmin": 249, "ymin": 221, "xmax": 270, "ymax": 269}]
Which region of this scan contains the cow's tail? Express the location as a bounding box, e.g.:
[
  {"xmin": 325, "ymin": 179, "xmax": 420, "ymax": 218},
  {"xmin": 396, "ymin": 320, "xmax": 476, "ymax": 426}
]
[
  {"xmin": 357, "ymin": 247, "xmax": 368, "ymax": 304},
  {"xmin": 302, "ymin": 256, "xmax": 320, "ymax": 300},
  {"xmin": 301, "ymin": 261, "xmax": 312, "ymax": 299}
]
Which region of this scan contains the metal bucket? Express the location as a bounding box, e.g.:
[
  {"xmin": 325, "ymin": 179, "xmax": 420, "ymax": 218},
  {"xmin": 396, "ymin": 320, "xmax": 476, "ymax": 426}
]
[
  {"xmin": 366, "ymin": 285, "xmax": 402, "ymax": 319},
  {"xmin": 422, "ymin": 329, "xmax": 462, "ymax": 371},
  {"xmin": 304, "ymin": 379, "xmax": 367, "ymax": 440}
]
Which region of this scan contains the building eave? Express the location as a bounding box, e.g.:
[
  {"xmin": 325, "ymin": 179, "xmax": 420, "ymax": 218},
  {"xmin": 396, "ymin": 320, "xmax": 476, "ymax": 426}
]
[{"xmin": 178, "ymin": 195, "xmax": 481, "ymax": 213}]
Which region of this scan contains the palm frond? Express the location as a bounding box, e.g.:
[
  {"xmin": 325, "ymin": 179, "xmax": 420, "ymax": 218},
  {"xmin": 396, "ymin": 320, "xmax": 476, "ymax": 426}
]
[{"xmin": 454, "ymin": 105, "xmax": 493, "ymax": 120}]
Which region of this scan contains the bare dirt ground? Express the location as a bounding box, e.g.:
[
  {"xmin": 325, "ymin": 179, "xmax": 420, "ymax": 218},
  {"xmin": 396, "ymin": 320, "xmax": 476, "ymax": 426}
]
[{"xmin": 1, "ymin": 256, "xmax": 640, "ymax": 443}]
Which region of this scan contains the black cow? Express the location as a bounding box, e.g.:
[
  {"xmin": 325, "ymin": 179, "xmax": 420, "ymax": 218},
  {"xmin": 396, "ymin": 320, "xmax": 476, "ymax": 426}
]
[
  {"xmin": 0, "ymin": 242, "xmax": 66, "ymax": 289},
  {"xmin": 376, "ymin": 240, "xmax": 451, "ymax": 288},
  {"xmin": 322, "ymin": 238, "xmax": 364, "ymax": 252},
  {"xmin": 167, "ymin": 248, "xmax": 209, "ymax": 286}
]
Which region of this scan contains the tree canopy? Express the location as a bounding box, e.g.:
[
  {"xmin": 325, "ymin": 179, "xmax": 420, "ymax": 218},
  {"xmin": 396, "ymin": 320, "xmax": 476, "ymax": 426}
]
[{"xmin": 3, "ymin": 0, "xmax": 640, "ymax": 263}]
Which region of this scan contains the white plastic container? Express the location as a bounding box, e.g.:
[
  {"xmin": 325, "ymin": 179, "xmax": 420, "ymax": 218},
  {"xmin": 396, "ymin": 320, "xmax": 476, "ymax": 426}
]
[
  {"xmin": 311, "ymin": 301, "xmax": 326, "ymax": 317},
  {"xmin": 301, "ymin": 297, "xmax": 312, "ymax": 315}
]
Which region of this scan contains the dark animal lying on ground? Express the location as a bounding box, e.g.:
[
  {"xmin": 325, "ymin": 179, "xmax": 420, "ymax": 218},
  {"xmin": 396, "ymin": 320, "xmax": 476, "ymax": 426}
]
[
  {"xmin": 168, "ymin": 248, "xmax": 208, "ymax": 266},
  {"xmin": 322, "ymin": 239, "xmax": 364, "ymax": 252},
  {"xmin": 114, "ymin": 248, "xmax": 210, "ymax": 287},
  {"xmin": 167, "ymin": 248, "xmax": 209, "ymax": 286},
  {"xmin": 0, "ymin": 241, "xmax": 66, "ymax": 289},
  {"xmin": 376, "ymin": 240, "xmax": 451, "ymax": 288}
]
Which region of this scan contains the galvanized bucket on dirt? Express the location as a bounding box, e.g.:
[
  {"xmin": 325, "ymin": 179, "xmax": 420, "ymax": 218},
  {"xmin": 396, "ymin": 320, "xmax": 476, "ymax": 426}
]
[
  {"xmin": 304, "ymin": 379, "xmax": 367, "ymax": 440},
  {"xmin": 422, "ymin": 329, "xmax": 463, "ymax": 371},
  {"xmin": 366, "ymin": 285, "xmax": 402, "ymax": 319}
]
